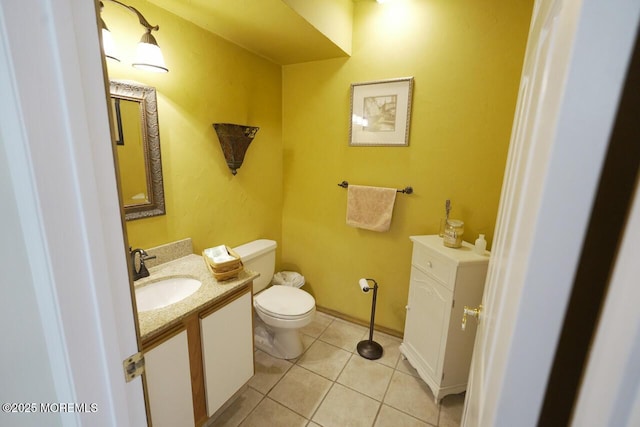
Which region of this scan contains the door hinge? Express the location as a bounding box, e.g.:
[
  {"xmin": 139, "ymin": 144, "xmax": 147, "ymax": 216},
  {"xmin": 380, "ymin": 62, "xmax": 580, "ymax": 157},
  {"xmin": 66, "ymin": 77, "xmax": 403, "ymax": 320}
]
[
  {"xmin": 452, "ymin": 299, "xmax": 455, "ymax": 308},
  {"xmin": 123, "ymin": 352, "xmax": 145, "ymax": 382}
]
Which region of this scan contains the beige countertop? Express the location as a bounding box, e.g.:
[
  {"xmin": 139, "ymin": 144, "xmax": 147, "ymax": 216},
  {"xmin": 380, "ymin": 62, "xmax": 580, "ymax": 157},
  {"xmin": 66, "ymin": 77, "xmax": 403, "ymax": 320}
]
[{"xmin": 135, "ymin": 254, "xmax": 258, "ymax": 342}]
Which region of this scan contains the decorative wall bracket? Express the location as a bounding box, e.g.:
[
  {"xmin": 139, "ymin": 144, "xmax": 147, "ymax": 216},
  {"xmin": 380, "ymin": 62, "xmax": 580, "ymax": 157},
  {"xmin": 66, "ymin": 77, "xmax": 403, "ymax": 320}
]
[{"xmin": 213, "ymin": 123, "xmax": 259, "ymax": 175}]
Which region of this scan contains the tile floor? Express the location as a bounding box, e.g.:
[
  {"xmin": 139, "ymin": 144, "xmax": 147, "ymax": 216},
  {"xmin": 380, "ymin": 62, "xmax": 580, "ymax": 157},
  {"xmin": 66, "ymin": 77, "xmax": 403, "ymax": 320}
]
[{"xmin": 209, "ymin": 311, "xmax": 464, "ymax": 427}]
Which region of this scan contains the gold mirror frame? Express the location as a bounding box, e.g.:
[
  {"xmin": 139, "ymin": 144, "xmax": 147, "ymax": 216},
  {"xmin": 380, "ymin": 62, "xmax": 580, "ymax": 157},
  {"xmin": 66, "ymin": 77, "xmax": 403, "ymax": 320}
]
[{"xmin": 110, "ymin": 80, "xmax": 165, "ymax": 220}]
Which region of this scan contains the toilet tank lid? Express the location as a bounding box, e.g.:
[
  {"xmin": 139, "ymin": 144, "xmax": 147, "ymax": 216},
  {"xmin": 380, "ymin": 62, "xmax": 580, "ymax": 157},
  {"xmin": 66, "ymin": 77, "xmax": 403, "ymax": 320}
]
[{"xmin": 233, "ymin": 239, "xmax": 277, "ymax": 262}]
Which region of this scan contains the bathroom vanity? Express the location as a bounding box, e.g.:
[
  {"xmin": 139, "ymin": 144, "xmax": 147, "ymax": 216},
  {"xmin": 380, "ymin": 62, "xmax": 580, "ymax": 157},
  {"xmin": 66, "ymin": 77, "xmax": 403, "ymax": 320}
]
[
  {"xmin": 400, "ymin": 235, "xmax": 489, "ymax": 403},
  {"xmin": 135, "ymin": 253, "xmax": 256, "ymax": 427}
]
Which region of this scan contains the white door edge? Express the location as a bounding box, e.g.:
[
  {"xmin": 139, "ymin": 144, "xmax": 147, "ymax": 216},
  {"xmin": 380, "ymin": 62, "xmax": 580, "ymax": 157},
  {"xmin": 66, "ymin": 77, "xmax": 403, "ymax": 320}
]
[{"xmin": 0, "ymin": 0, "xmax": 146, "ymax": 425}]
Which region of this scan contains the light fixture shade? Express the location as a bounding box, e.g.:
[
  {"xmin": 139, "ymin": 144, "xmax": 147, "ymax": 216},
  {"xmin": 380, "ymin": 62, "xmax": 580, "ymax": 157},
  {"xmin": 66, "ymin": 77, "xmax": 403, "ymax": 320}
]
[
  {"xmin": 132, "ymin": 32, "xmax": 168, "ymax": 73},
  {"xmin": 101, "ymin": 19, "xmax": 120, "ymax": 62}
]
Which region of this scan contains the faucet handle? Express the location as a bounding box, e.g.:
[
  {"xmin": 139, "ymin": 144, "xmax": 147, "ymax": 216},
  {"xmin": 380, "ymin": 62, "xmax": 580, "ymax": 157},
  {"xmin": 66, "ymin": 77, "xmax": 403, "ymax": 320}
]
[{"xmin": 140, "ymin": 250, "xmax": 157, "ymax": 262}]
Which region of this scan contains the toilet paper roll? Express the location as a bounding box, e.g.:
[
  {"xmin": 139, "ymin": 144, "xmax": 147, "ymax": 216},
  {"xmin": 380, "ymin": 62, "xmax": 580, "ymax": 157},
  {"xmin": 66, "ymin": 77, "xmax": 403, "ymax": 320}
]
[{"xmin": 359, "ymin": 278, "xmax": 370, "ymax": 293}]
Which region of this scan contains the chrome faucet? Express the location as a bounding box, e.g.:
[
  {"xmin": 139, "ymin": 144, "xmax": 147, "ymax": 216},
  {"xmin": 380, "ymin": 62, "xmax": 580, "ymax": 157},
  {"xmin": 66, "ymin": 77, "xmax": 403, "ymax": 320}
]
[{"xmin": 130, "ymin": 248, "xmax": 157, "ymax": 281}]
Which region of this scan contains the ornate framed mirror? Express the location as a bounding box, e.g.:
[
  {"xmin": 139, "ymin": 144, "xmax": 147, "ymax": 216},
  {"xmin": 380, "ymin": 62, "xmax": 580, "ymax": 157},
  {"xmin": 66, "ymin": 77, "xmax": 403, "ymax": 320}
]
[{"xmin": 109, "ymin": 80, "xmax": 165, "ymax": 220}]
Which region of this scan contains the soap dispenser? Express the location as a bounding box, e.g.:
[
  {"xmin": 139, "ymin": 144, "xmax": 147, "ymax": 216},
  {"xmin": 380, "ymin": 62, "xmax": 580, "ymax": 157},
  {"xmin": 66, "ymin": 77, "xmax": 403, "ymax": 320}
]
[{"xmin": 475, "ymin": 234, "xmax": 487, "ymax": 255}]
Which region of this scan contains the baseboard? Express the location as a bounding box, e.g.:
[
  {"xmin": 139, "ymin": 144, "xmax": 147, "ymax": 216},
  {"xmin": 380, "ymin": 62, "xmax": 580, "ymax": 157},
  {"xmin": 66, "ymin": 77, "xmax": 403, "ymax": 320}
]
[{"xmin": 315, "ymin": 305, "xmax": 403, "ymax": 339}]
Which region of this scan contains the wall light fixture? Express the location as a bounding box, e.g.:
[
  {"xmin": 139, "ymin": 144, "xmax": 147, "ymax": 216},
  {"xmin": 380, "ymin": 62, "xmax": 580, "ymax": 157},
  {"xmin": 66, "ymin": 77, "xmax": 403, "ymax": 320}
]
[
  {"xmin": 100, "ymin": 0, "xmax": 168, "ymax": 73},
  {"xmin": 212, "ymin": 123, "xmax": 260, "ymax": 175}
]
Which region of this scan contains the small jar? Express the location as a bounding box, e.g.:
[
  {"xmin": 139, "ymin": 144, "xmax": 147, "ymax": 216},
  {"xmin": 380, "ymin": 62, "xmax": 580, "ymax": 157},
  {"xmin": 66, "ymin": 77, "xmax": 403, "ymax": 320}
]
[{"xmin": 443, "ymin": 219, "xmax": 464, "ymax": 248}]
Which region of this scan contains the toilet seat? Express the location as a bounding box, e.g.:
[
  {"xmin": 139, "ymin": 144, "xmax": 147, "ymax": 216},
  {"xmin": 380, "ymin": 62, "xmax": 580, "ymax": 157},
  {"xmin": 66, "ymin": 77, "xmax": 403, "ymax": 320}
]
[{"xmin": 254, "ymin": 286, "xmax": 315, "ymax": 320}]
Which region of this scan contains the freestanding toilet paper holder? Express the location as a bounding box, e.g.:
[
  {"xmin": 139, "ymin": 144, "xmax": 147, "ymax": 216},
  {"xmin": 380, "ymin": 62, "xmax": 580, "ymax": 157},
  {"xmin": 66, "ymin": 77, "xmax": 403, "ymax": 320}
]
[{"xmin": 357, "ymin": 278, "xmax": 383, "ymax": 360}]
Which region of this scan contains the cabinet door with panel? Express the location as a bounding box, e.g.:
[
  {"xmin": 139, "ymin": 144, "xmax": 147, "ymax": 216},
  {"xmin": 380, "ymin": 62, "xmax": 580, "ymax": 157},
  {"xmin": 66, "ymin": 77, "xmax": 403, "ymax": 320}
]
[
  {"xmin": 145, "ymin": 329, "xmax": 195, "ymax": 427},
  {"xmin": 400, "ymin": 235, "xmax": 488, "ymax": 403},
  {"xmin": 200, "ymin": 291, "xmax": 254, "ymax": 417},
  {"xmin": 404, "ymin": 266, "xmax": 452, "ymax": 379}
]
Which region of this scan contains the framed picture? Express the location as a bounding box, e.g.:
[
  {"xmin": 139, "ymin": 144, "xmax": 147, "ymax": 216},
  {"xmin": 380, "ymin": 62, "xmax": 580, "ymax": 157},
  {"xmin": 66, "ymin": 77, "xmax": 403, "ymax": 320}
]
[{"xmin": 349, "ymin": 77, "xmax": 414, "ymax": 146}]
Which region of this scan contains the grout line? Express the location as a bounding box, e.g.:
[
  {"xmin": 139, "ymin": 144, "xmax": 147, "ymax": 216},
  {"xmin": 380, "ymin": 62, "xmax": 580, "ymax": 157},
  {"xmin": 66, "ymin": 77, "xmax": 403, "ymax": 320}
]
[
  {"xmin": 379, "ymin": 364, "xmax": 396, "ymax": 406},
  {"xmin": 233, "ymin": 389, "xmax": 266, "ymax": 427},
  {"xmin": 306, "ymin": 380, "xmax": 336, "ymax": 424},
  {"xmin": 335, "ymin": 352, "xmax": 354, "ymax": 382},
  {"xmin": 268, "ymin": 395, "xmax": 311, "ymax": 424},
  {"xmin": 257, "ymin": 333, "xmax": 330, "ymax": 423},
  {"xmin": 249, "ymin": 349, "xmax": 295, "ymax": 395},
  {"xmin": 371, "ymin": 399, "xmax": 384, "ymax": 427},
  {"xmin": 263, "ymin": 396, "xmax": 310, "ymax": 425}
]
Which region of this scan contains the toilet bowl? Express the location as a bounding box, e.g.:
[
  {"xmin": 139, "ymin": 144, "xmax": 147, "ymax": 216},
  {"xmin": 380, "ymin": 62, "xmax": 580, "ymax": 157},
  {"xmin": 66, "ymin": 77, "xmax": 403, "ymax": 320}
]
[
  {"xmin": 254, "ymin": 285, "xmax": 315, "ymax": 359},
  {"xmin": 233, "ymin": 239, "xmax": 316, "ymax": 359}
]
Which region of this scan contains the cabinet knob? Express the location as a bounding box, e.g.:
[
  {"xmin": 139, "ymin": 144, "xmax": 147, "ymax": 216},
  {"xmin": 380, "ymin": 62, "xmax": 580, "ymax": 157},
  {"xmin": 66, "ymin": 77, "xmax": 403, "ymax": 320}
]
[
  {"xmin": 461, "ymin": 305, "xmax": 483, "ymax": 331},
  {"xmin": 405, "ymin": 305, "xmax": 410, "ymax": 311},
  {"xmin": 426, "ymin": 261, "xmax": 432, "ymax": 268}
]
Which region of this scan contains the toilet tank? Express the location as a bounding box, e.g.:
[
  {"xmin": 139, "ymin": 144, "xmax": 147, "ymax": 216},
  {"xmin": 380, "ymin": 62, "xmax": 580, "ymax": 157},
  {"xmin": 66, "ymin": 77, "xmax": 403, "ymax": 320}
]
[{"xmin": 232, "ymin": 239, "xmax": 277, "ymax": 293}]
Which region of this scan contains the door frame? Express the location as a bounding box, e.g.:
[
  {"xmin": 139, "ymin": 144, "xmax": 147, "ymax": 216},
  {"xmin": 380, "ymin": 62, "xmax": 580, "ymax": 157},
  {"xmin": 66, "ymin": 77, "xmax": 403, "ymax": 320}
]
[{"xmin": 0, "ymin": 0, "xmax": 146, "ymax": 425}]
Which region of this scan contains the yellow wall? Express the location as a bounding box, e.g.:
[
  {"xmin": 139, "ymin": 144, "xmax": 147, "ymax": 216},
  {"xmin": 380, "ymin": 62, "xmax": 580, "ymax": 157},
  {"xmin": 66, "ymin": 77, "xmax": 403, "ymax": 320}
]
[
  {"xmin": 281, "ymin": 0, "xmax": 532, "ymax": 332},
  {"xmin": 103, "ymin": 0, "xmax": 283, "ymax": 255},
  {"xmin": 104, "ymin": 0, "xmax": 532, "ymax": 334}
]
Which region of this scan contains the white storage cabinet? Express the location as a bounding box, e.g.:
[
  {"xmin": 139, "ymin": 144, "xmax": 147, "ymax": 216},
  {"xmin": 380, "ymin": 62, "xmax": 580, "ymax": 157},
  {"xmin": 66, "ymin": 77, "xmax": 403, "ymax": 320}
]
[{"xmin": 399, "ymin": 235, "xmax": 489, "ymax": 402}]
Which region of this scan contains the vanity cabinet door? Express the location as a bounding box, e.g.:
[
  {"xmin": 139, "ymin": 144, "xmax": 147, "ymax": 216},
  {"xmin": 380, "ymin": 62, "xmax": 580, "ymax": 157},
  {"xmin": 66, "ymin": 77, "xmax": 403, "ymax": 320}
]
[
  {"xmin": 145, "ymin": 329, "xmax": 195, "ymax": 427},
  {"xmin": 200, "ymin": 291, "xmax": 254, "ymax": 417}
]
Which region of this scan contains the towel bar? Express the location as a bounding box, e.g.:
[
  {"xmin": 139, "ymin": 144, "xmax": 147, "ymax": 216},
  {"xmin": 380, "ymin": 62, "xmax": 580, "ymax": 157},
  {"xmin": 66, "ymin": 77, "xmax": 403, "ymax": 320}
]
[{"xmin": 337, "ymin": 180, "xmax": 413, "ymax": 194}]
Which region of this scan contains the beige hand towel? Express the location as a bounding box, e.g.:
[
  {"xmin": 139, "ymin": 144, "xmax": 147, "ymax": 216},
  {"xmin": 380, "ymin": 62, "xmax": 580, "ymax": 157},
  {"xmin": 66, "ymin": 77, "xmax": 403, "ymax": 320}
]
[{"xmin": 346, "ymin": 185, "xmax": 397, "ymax": 232}]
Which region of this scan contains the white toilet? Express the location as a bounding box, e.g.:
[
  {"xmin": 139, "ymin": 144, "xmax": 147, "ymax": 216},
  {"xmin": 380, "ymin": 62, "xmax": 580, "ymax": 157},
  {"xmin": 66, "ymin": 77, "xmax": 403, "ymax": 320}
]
[{"xmin": 233, "ymin": 239, "xmax": 315, "ymax": 359}]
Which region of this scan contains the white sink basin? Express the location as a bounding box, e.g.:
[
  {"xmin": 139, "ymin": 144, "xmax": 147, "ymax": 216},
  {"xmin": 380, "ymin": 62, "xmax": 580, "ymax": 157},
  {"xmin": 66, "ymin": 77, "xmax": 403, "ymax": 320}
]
[{"xmin": 135, "ymin": 277, "xmax": 202, "ymax": 312}]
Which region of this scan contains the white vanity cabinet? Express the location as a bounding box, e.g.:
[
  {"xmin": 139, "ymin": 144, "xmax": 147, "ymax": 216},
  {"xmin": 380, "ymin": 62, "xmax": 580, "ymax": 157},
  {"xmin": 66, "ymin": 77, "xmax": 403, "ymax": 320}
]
[
  {"xmin": 145, "ymin": 329, "xmax": 195, "ymax": 427},
  {"xmin": 399, "ymin": 235, "xmax": 489, "ymax": 402},
  {"xmin": 141, "ymin": 282, "xmax": 254, "ymax": 426},
  {"xmin": 200, "ymin": 291, "xmax": 254, "ymax": 417}
]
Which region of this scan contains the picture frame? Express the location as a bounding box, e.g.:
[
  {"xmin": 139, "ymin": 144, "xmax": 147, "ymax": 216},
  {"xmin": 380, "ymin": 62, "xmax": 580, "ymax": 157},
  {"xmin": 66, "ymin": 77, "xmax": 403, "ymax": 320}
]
[{"xmin": 349, "ymin": 77, "xmax": 414, "ymax": 146}]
